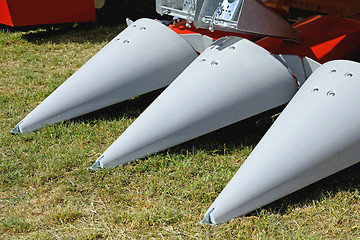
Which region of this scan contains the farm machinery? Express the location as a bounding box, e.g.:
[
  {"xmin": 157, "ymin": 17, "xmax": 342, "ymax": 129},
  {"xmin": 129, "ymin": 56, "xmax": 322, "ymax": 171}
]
[
  {"xmin": 0, "ymin": 0, "xmax": 157, "ymax": 27},
  {"xmin": 10, "ymin": 0, "xmax": 360, "ymax": 224}
]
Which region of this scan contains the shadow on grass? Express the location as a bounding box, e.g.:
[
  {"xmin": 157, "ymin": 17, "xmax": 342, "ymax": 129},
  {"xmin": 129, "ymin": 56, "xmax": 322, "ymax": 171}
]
[
  {"xmin": 23, "ymin": 22, "xmax": 127, "ymax": 45},
  {"xmin": 70, "ymin": 88, "xmax": 166, "ymax": 124},
  {"xmin": 163, "ymin": 107, "xmax": 281, "ymax": 156},
  {"xmin": 0, "ymin": 6, "xmax": 167, "ymax": 46},
  {"xmin": 247, "ymin": 162, "xmax": 360, "ymax": 217},
  {"xmin": 0, "ymin": 21, "xmax": 127, "ymax": 44},
  {"xmin": 72, "ymin": 93, "xmax": 285, "ymax": 155},
  {"xmin": 39, "ymin": 83, "xmax": 360, "ymax": 217},
  {"xmin": 84, "ymin": 91, "xmax": 360, "ymax": 218},
  {"xmin": 35, "ymin": 83, "xmax": 360, "ymax": 218}
]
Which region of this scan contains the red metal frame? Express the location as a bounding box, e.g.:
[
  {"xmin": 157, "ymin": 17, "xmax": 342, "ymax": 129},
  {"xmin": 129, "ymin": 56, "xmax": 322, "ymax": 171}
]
[
  {"xmin": 168, "ymin": 20, "xmax": 260, "ymax": 42},
  {"xmin": 257, "ymin": 15, "xmax": 360, "ymax": 63},
  {"xmin": 0, "ymin": 0, "xmax": 96, "ymax": 27},
  {"xmin": 170, "ymin": 16, "xmax": 360, "ymax": 64}
]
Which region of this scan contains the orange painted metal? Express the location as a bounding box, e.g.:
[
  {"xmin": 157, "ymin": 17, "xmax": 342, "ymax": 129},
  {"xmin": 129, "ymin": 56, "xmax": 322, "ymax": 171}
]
[
  {"xmin": 0, "ymin": 0, "xmax": 96, "ymax": 27},
  {"xmin": 169, "ymin": 16, "xmax": 360, "ymax": 64},
  {"xmin": 257, "ymin": 15, "xmax": 360, "ymax": 63},
  {"xmin": 265, "ymin": 0, "xmax": 360, "ymax": 19},
  {"xmin": 0, "ymin": 0, "xmax": 12, "ymax": 26},
  {"xmin": 168, "ymin": 20, "xmax": 260, "ymax": 42}
]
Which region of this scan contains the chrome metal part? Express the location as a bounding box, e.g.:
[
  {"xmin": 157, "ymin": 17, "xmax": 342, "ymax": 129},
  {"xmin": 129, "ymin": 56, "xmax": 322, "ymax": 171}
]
[
  {"xmin": 196, "ymin": 0, "xmax": 298, "ymax": 39},
  {"xmin": 202, "ymin": 0, "xmax": 243, "ymax": 31},
  {"xmin": 156, "ymin": 0, "xmax": 203, "ymax": 26}
]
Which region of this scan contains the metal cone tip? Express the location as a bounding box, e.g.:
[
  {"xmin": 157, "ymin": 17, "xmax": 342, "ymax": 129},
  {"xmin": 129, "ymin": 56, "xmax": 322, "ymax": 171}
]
[
  {"xmin": 88, "ymin": 156, "xmax": 104, "ymax": 170},
  {"xmin": 10, "ymin": 121, "xmax": 23, "ymax": 134},
  {"xmin": 200, "ymin": 208, "xmax": 216, "ymax": 225}
]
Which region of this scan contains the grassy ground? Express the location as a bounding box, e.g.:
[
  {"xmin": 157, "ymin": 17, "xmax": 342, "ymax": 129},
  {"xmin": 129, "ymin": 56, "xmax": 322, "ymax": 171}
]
[{"xmin": 1, "ymin": 22, "xmax": 360, "ymax": 239}]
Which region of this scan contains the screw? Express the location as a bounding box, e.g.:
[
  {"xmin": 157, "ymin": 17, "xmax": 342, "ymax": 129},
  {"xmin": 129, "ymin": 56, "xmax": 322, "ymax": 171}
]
[
  {"xmin": 123, "ymin": 40, "xmax": 130, "ymax": 44},
  {"xmin": 327, "ymin": 91, "xmax": 335, "ymax": 97},
  {"xmin": 330, "ymin": 69, "xmax": 337, "ymax": 73},
  {"xmin": 211, "ymin": 61, "xmax": 218, "ymax": 66},
  {"xmin": 312, "ymin": 88, "xmax": 319, "ymax": 92},
  {"xmin": 345, "ymin": 72, "xmax": 353, "ymax": 78}
]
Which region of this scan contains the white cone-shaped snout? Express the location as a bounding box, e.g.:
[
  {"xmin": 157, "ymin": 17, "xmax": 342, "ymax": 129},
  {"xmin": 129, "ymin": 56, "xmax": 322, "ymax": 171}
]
[
  {"xmin": 12, "ymin": 18, "xmax": 198, "ymax": 133},
  {"xmin": 203, "ymin": 60, "xmax": 360, "ymax": 225},
  {"xmin": 95, "ymin": 37, "xmax": 298, "ymax": 168}
]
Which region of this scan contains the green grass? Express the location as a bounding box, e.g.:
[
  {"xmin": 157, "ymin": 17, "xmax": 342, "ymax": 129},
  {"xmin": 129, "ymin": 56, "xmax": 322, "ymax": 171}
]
[{"xmin": 1, "ymin": 22, "xmax": 360, "ymax": 239}]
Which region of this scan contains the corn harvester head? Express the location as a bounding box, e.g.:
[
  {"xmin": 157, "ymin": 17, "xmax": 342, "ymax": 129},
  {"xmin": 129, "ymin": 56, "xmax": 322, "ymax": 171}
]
[{"xmin": 11, "ymin": 0, "xmax": 360, "ymax": 225}]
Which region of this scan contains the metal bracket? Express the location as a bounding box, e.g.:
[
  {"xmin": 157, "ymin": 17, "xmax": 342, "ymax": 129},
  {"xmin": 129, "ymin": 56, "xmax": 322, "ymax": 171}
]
[
  {"xmin": 179, "ymin": 34, "xmax": 214, "ymax": 53},
  {"xmin": 274, "ymin": 55, "xmax": 321, "ymax": 88},
  {"xmin": 203, "ymin": 0, "xmax": 243, "ymax": 31}
]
